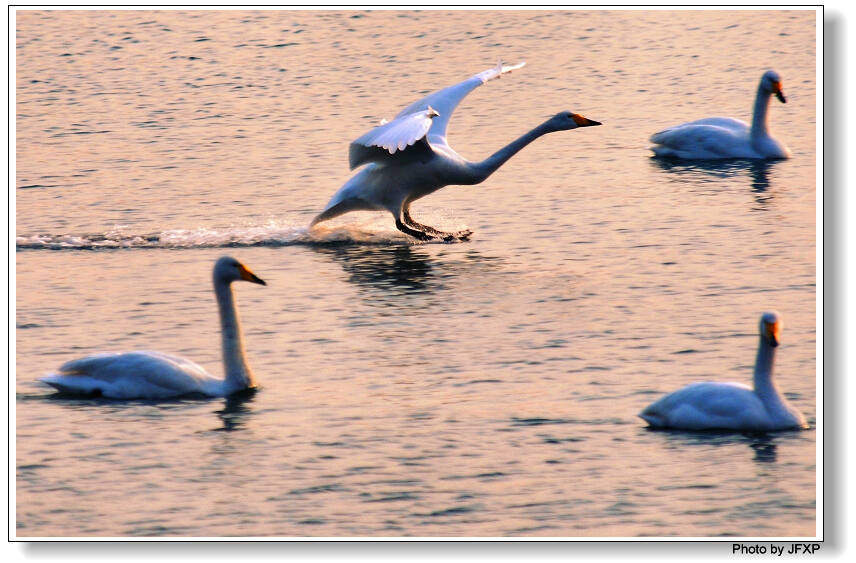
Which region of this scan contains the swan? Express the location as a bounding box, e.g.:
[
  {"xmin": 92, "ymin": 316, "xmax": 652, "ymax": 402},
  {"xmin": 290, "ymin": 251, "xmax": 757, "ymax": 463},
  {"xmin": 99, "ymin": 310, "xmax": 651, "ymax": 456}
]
[
  {"xmin": 650, "ymin": 70, "xmax": 791, "ymax": 160},
  {"xmin": 310, "ymin": 62, "xmax": 602, "ymax": 241},
  {"xmin": 38, "ymin": 256, "xmax": 267, "ymax": 399},
  {"xmin": 638, "ymin": 312, "xmax": 807, "ymax": 431}
]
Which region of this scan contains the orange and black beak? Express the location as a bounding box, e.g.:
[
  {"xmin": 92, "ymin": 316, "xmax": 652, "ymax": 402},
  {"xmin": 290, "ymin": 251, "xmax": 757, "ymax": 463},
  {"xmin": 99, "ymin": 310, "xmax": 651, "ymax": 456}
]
[
  {"xmin": 773, "ymin": 81, "xmax": 786, "ymax": 103},
  {"xmin": 572, "ymin": 113, "xmax": 602, "ymax": 127},
  {"xmin": 765, "ymin": 320, "xmax": 781, "ymax": 347},
  {"xmin": 238, "ymin": 264, "xmax": 267, "ymax": 286}
]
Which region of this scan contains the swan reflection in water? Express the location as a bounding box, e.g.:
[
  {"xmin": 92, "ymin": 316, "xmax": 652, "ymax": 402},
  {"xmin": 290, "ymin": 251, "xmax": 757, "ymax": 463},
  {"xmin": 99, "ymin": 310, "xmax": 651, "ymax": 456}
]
[
  {"xmin": 312, "ymin": 244, "xmax": 438, "ymax": 294},
  {"xmin": 644, "ymin": 429, "xmax": 783, "ymax": 464},
  {"xmin": 312, "ymin": 243, "xmax": 503, "ymax": 294},
  {"xmin": 212, "ymin": 388, "xmax": 257, "ymax": 433},
  {"xmin": 650, "ymin": 158, "xmax": 781, "ymax": 208},
  {"xmin": 41, "ymin": 389, "xmax": 259, "ymax": 433}
]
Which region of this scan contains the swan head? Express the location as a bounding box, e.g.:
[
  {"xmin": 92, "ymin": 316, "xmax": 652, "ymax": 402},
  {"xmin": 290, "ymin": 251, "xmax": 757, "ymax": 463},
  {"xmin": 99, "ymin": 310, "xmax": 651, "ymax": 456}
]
[
  {"xmin": 545, "ymin": 111, "xmax": 602, "ymax": 132},
  {"xmin": 761, "ymin": 70, "xmax": 786, "ymax": 103},
  {"xmin": 760, "ymin": 311, "xmax": 783, "ymax": 348},
  {"xmin": 214, "ymin": 256, "xmax": 267, "ymax": 286}
]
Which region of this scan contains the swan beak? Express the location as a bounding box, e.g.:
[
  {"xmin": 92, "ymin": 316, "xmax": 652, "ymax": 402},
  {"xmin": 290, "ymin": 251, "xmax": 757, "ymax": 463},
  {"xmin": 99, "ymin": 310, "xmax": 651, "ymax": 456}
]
[
  {"xmin": 238, "ymin": 264, "xmax": 267, "ymax": 286},
  {"xmin": 773, "ymin": 81, "xmax": 786, "ymax": 103},
  {"xmin": 765, "ymin": 321, "xmax": 781, "ymax": 347},
  {"xmin": 572, "ymin": 113, "xmax": 602, "ymax": 127}
]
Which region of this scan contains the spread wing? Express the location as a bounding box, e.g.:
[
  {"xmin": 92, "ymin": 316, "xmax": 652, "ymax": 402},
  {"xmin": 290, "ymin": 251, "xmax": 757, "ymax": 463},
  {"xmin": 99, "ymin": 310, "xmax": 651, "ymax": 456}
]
[
  {"xmin": 348, "ymin": 62, "xmax": 526, "ymax": 169},
  {"xmin": 348, "ymin": 108, "xmax": 438, "ymax": 169},
  {"xmin": 396, "ymin": 61, "xmax": 526, "ymax": 144}
]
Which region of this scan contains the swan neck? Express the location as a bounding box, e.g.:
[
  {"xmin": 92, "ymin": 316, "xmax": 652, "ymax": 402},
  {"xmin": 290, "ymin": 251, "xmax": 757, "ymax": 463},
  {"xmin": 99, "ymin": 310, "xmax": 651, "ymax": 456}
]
[
  {"xmin": 214, "ymin": 278, "xmax": 256, "ymax": 392},
  {"xmin": 751, "ymin": 83, "xmax": 771, "ymax": 139},
  {"xmin": 753, "ymin": 336, "xmax": 778, "ymax": 398},
  {"xmin": 470, "ymin": 121, "xmax": 552, "ymax": 181}
]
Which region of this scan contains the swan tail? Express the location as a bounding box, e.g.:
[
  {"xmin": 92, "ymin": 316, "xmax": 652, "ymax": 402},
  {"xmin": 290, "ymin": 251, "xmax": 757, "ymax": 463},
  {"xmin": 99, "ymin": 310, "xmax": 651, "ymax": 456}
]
[
  {"xmin": 649, "ymin": 131, "xmax": 667, "ymax": 144},
  {"xmin": 650, "ymin": 126, "xmax": 684, "ymax": 145},
  {"xmin": 310, "ymin": 198, "xmax": 371, "ymax": 227},
  {"xmin": 649, "ymin": 145, "xmax": 682, "ymax": 159},
  {"xmin": 39, "ymin": 374, "xmax": 107, "ymax": 396},
  {"xmin": 637, "ymin": 410, "xmax": 666, "ymax": 427}
]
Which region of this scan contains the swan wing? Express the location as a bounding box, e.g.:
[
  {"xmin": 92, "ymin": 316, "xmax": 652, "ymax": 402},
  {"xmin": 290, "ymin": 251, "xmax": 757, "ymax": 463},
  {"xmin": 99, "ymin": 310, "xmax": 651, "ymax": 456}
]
[
  {"xmin": 399, "ymin": 61, "xmax": 525, "ymax": 144},
  {"xmin": 650, "ymin": 121, "xmax": 752, "ymax": 159},
  {"xmin": 349, "ymin": 108, "xmax": 438, "ymax": 169},
  {"xmin": 349, "ymin": 62, "xmax": 525, "ymax": 169},
  {"xmin": 40, "ymin": 351, "xmax": 215, "ymax": 399},
  {"xmin": 639, "ymin": 381, "xmax": 769, "ymax": 430},
  {"xmin": 680, "ymin": 117, "xmax": 749, "ymax": 132}
]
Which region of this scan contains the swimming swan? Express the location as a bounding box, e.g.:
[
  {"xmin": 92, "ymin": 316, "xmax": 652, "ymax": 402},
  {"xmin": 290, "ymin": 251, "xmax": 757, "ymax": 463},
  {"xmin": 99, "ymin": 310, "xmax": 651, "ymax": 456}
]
[
  {"xmin": 39, "ymin": 256, "xmax": 266, "ymax": 399},
  {"xmin": 650, "ymin": 70, "xmax": 790, "ymax": 160},
  {"xmin": 311, "ymin": 62, "xmax": 602, "ymax": 241},
  {"xmin": 638, "ymin": 312, "xmax": 807, "ymax": 431}
]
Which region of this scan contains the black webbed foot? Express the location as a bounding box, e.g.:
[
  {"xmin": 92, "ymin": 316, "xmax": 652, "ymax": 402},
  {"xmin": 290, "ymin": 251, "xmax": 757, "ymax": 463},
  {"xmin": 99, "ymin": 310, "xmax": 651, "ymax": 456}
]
[
  {"xmin": 401, "ymin": 210, "xmax": 470, "ymax": 242},
  {"xmin": 395, "ymin": 218, "xmax": 436, "ymax": 241}
]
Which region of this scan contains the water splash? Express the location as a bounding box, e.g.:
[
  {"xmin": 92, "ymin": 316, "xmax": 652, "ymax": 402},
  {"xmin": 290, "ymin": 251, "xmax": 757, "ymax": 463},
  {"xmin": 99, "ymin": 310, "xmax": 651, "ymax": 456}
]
[{"xmin": 16, "ymin": 221, "xmax": 415, "ymax": 251}]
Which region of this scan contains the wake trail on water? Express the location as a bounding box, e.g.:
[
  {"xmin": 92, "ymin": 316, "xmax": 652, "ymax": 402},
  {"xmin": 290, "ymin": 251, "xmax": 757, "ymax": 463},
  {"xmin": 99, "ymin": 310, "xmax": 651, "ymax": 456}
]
[{"xmin": 16, "ymin": 222, "xmax": 423, "ymax": 250}]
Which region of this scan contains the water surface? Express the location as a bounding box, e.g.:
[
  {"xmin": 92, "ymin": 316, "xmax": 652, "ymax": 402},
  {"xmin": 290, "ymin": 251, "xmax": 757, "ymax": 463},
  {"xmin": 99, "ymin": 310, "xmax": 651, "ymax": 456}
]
[{"xmin": 15, "ymin": 9, "xmax": 817, "ymax": 538}]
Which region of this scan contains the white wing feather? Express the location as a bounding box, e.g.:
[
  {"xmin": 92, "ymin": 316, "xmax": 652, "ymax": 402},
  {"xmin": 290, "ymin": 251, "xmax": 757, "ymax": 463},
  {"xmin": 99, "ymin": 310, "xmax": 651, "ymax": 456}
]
[
  {"xmin": 354, "ymin": 108, "xmax": 438, "ymax": 154},
  {"xmin": 40, "ymin": 351, "xmax": 217, "ymax": 399},
  {"xmin": 347, "ymin": 62, "xmax": 526, "ymax": 169},
  {"xmin": 472, "ymin": 61, "xmax": 527, "ymax": 84},
  {"xmin": 394, "ymin": 61, "xmax": 526, "ymax": 144},
  {"xmin": 650, "ymin": 121, "xmax": 753, "ymax": 159}
]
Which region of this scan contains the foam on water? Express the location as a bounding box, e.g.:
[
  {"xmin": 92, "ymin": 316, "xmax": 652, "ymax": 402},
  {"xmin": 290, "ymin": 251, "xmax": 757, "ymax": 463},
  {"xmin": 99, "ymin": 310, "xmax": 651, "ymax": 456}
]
[{"xmin": 15, "ymin": 221, "xmax": 417, "ymax": 250}]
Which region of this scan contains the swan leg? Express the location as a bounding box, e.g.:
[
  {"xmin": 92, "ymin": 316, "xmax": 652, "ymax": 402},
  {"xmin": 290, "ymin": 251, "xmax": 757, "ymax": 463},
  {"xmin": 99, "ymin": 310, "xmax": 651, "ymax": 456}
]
[
  {"xmin": 401, "ymin": 208, "xmax": 472, "ymax": 242},
  {"xmin": 395, "ymin": 216, "xmax": 435, "ymax": 241}
]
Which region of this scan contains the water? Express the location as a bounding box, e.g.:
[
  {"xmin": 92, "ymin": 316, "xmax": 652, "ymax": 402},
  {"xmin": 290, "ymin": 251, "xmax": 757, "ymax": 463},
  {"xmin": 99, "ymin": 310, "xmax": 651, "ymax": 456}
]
[{"xmin": 14, "ymin": 9, "xmax": 817, "ymax": 538}]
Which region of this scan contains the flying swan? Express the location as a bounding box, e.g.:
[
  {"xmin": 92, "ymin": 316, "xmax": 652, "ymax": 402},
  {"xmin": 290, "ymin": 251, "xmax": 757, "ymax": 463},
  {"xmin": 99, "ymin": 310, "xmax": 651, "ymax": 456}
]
[
  {"xmin": 310, "ymin": 62, "xmax": 602, "ymax": 241},
  {"xmin": 638, "ymin": 311, "xmax": 807, "ymax": 431},
  {"xmin": 39, "ymin": 256, "xmax": 266, "ymax": 399},
  {"xmin": 650, "ymin": 70, "xmax": 791, "ymax": 160}
]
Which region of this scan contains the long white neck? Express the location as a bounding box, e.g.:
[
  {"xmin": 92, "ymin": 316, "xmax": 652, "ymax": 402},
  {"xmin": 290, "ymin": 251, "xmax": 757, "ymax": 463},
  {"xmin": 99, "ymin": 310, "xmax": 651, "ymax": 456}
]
[
  {"xmin": 214, "ymin": 278, "xmax": 256, "ymax": 392},
  {"xmin": 752, "ymin": 335, "xmax": 806, "ymax": 428},
  {"xmin": 752, "ymin": 336, "xmax": 777, "ymax": 396},
  {"xmin": 468, "ymin": 121, "xmax": 554, "ymax": 183},
  {"xmin": 751, "ymin": 332, "xmax": 797, "ymax": 419},
  {"xmin": 750, "ymin": 83, "xmax": 772, "ymax": 141}
]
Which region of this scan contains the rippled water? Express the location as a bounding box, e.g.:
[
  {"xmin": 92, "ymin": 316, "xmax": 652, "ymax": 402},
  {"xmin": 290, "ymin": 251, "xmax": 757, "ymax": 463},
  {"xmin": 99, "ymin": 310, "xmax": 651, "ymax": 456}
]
[{"xmin": 15, "ymin": 9, "xmax": 818, "ymax": 538}]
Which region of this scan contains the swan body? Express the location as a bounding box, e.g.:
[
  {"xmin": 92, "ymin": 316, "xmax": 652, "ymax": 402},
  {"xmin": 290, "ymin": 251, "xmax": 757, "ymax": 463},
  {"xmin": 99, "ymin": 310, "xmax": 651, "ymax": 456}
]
[
  {"xmin": 650, "ymin": 70, "xmax": 790, "ymax": 160},
  {"xmin": 639, "ymin": 312, "xmax": 807, "ymax": 431},
  {"xmin": 39, "ymin": 256, "xmax": 266, "ymax": 399},
  {"xmin": 311, "ymin": 62, "xmax": 602, "ymax": 241}
]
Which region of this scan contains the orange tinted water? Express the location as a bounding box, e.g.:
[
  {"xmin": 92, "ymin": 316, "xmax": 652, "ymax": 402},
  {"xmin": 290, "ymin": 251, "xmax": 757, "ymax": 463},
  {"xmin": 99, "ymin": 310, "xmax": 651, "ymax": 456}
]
[{"xmin": 16, "ymin": 9, "xmax": 816, "ymax": 537}]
